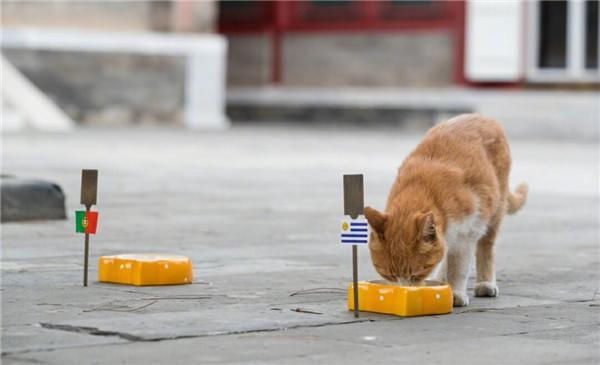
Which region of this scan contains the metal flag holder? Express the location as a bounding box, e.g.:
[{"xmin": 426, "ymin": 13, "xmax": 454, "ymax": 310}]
[
  {"xmin": 343, "ymin": 174, "xmax": 364, "ymax": 318},
  {"xmin": 80, "ymin": 169, "xmax": 98, "ymax": 287}
]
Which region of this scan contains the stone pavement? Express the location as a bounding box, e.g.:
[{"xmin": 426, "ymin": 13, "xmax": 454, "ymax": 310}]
[{"xmin": 1, "ymin": 125, "xmax": 599, "ymax": 364}]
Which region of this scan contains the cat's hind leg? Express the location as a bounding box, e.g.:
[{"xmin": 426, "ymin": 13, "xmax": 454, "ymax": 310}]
[{"xmin": 474, "ymin": 214, "xmax": 502, "ymax": 297}]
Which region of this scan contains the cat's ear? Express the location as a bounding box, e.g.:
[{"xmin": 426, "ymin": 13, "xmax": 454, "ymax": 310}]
[
  {"xmin": 364, "ymin": 206, "xmax": 387, "ymax": 233},
  {"xmin": 418, "ymin": 212, "xmax": 437, "ymax": 242}
]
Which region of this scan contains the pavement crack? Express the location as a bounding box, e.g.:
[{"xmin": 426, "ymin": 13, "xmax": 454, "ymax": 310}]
[
  {"xmin": 289, "ymin": 288, "xmax": 346, "ymax": 297},
  {"xmin": 39, "ymin": 323, "xmax": 146, "ymax": 342},
  {"xmin": 39, "ymin": 319, "xmax": 374, "ymax": 344},
  {"xmin": 140, "ymin": 295, "xmax": 215, "ymax": 300},
  {"xmin": 201, "ymin": 319, "xmax": 375, "ymax": 338},
  {"xmin": 567, "ymin": 298, "xmax": 600, "ymax": 304},
  {"xmin": 454, "ymin": 307, "xmax": 504, "ymax": 314},
  {"xmin": 290, "ymin": 308, "xmax": 323, "ymax": 315},
  {"xmin": 83, "ymin": 300, "xmax": 157, "ymax": 313}
]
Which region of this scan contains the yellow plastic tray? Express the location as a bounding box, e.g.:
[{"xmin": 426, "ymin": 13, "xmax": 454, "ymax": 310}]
[
  {"xmin": 98, "ymin": 254, "xmax": 193, "ymax": 286},
  {"xmin": 348, "ymin": 280, "xmax": 453, "ymax": 317}
]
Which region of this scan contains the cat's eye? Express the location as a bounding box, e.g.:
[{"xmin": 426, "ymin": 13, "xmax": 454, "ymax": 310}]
[{"xmin": 411, "ymin": 274, "xmax": 425, "ymax": 281}]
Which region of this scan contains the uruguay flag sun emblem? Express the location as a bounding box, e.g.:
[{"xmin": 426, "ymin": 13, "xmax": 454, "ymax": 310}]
[{"xmin": 340, "ymin": 215, "xmax": 369, "ymax": 245}]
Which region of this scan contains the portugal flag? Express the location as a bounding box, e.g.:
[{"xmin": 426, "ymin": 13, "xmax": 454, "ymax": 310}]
[{"xmin": 75, "ymin": 211, "xmax": 98, "ymax": 234}]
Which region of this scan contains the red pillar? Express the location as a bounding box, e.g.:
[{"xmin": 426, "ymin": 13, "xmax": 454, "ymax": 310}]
[{"xmin": 271, "ymin": 1, "xmax": 289, "ymax": 85}]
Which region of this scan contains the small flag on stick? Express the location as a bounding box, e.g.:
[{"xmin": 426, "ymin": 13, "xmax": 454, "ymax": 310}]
[
  {"xmin": 75, "ymin": 211, "xmax": 99, "ymax": 234},
  {"xmin": 340, "ymin": 216, "xmax": 369, "ymax": 245},
  {"xmin": 343, "ymin": 174, "xmax": 364, "ymax": 319},
  {"xmin": 80, "ymin": 169, "xmax": 98, "ymax": 287}
]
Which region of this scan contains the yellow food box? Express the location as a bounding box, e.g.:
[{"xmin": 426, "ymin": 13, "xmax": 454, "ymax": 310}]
[
  {"xmin": 348, "ymin": 280, "xmax": 453, "ymax": 317},
  {"xmin": 98, "ymin": 254, "xmax": 193, "ymax": 286}
]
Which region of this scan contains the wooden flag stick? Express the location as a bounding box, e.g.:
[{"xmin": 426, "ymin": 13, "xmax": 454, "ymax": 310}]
[
  {"xmin": 80, "ymin": 169, "xmax": 98, "ymax": 287},
  {"xmin": 352, "ymin": 245, "xmax": 358, "ymax": 318},
  {"xmin": 344, "ymin": 174, "xmax": 364, "ymax": 318},
  {"xmin": 83, "ymin": 205, "xmax": 90, "ymax": 287}
]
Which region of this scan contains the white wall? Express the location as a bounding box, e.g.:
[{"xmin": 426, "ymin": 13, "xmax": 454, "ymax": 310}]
[{"xmin": 465, "ymin": 1, "xmax": 523, "ymax": 82}]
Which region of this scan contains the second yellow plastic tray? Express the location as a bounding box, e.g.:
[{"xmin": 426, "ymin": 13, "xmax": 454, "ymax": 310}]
[
  {"xmin": 348, "ymin": 280, "xmax": 453, "ymax": 317},
  {"xmin": 98, "ymin": 254, "xmax": 193, "ymax": 286}
]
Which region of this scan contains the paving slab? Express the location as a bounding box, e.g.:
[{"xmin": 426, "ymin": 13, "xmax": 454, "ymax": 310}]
[
  {"xmin": 4, "ymin": 302, "xmax": 598, "ymax": 365},
  {"xmin": 1, "ymin": 126, "xmax": 598, "ymax": 364}
]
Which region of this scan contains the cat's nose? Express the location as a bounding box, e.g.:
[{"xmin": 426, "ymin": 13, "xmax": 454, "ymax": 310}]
[{"xmin": 411, "ymin": 279, "xmax": 426, "ymax": 286}]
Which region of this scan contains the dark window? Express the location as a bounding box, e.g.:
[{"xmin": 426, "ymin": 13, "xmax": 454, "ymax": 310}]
[
  {"xmin": 378, "ymin": 0, "xmax": 444, "ymax": 21},
  {"xmin": 585, "ymin": 0, "xmax": 599, "ymax": 69},
  {"xmin": 538, "ymin": 0, "xmax": 568, "ymax": 68},
  {"xmin": 300, "ymin": 1, "xmax": 362, "ymax": 22},
  {"xmin": 218, "ymin": 1, "xmax": 274, "ymax": 30},
  {"xmin": 218, "ymin": 0, "xmax": 460, "ymax": 32}
]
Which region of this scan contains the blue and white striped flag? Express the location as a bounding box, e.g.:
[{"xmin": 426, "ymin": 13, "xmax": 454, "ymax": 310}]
[{"xmin": 340, "ymin": 215, "xmax": 369, "ymax": 245}]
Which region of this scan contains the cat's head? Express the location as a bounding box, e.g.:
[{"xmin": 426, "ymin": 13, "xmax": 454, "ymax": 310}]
[{"xmin": 364, "ymin": 206, "xmax": 445, "ymax": 286}]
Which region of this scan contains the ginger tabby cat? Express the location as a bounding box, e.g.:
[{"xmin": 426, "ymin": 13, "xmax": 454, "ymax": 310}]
[{"xmin": 364, "ymin": 114, "xmax": 527, "ymax": 307}]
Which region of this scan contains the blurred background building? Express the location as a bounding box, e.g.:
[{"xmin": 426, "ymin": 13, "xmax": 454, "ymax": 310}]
[
  {"xmin": 220, "ymin": 0, "xmax": 598, "ymax": 86},
  {"xmin": 1, "ymin": 1, "xmax": 598, "ymax": 135}
]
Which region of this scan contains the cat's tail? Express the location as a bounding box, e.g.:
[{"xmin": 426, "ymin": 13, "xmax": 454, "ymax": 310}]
[{"xmin": 507, "ymin": 183, "xmax": 528, "ymax": 214}]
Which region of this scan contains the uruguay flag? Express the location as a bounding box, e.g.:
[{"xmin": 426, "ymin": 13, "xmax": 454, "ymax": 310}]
[{"xmin": 340, "ymin": 215, "xmax": 369, "ymax": 245}]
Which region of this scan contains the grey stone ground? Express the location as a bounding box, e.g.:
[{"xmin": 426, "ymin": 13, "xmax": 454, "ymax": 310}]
[{"xmin": 1, "ymin": 125, "xmax": 599, "ymax": 364}]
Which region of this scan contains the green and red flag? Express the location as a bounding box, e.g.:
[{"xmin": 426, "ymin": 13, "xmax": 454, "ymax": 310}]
[{"xmin": 75, "ymin": 211, "xmax": 98, "ymax": 234}]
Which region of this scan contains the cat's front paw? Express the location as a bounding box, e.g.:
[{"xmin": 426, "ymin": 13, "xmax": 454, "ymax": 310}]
[
  {"xmin": 474, "ymin": 282, "xmax": 499, "ymax": 297},
  {"xmin": 452, "ymin": 291, "xmax": 469, "ymax": 307}
]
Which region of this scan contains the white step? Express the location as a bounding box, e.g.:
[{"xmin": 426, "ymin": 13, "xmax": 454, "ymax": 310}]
[
  {"xmin": 1, "ymin": 55, "xmax": 74, "ymax": 132},
  {"xmin": 2, "ymin": 101, "xmax": 26, "ymax": 131}
]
